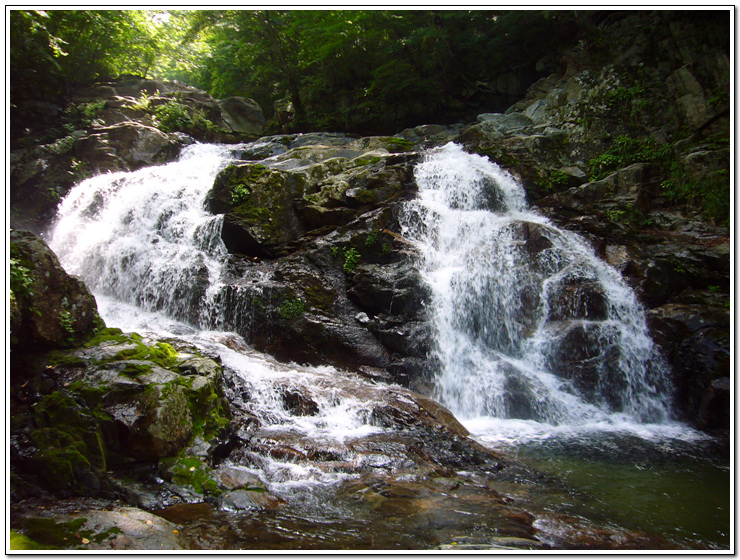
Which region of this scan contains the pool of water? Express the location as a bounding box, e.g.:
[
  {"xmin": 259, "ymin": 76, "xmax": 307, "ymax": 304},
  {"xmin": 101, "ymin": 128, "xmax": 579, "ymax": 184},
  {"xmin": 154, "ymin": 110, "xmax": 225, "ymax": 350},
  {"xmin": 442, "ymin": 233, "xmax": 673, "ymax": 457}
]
[{"xmin": 482, "ymin": 430, "xmax": 731, "ymax": 550}]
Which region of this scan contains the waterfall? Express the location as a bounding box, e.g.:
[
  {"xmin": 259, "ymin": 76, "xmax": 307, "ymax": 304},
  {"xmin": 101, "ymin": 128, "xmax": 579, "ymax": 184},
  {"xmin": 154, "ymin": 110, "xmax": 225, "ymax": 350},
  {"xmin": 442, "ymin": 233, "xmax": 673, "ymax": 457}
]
[
  {"xmin": 49, "ymin": 140, "xmax": 675, "ymax": 440},
  {"xmin": 401, "ymin": 143, "xmax": 673, "ymax": 432},
  {"xmin": 49, "ymin": 143, "xmax": 232, "ymax": 328}
]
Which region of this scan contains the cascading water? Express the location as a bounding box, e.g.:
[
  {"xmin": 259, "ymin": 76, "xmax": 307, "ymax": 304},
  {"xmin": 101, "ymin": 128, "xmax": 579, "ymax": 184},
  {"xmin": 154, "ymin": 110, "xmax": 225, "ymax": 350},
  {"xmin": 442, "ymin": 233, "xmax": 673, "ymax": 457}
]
[
  {"xmin": 50, "ymin": 143, "xmax": 231, "ymax": 328},
  {"xmin": 401, "ymin": 143, "xmax": 676, "ymax": 438},
  {"xmin": 48, "ymin": 141, "xmax": 387, "ymax": 486}
]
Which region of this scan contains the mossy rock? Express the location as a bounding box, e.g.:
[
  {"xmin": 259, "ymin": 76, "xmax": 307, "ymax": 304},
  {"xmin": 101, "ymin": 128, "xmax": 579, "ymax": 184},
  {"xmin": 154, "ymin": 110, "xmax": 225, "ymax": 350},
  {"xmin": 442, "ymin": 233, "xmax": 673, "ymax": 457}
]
[
  {"xmin": 9, "ymin": 530, "xmax": 49, "ymax": 550},
  {"xmin": 207, "ymin": 163, "xmax": 306, "ymax": 256},
  {"xmin": 28, "ymin": 390, "xmax": 107, "ymax": 494}
]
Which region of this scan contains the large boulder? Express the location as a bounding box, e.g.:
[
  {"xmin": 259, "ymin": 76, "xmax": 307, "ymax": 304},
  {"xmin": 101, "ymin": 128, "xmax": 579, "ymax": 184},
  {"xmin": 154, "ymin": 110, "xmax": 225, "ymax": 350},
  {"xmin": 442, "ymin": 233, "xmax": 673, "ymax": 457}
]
[
  {"xmin": 10, "ymin": 229, "xmax": 102, "ymax": 351},
  {"xmin": 219, "ymin": 96, "xmax": 265, "ymax": 136},
  {"xmin": 73, "ymin": 122, "xmax": 186, "ymax": 173},
  {"xmin": 206, "ymin": 163, "xmax": 306, "ymax": 257}
]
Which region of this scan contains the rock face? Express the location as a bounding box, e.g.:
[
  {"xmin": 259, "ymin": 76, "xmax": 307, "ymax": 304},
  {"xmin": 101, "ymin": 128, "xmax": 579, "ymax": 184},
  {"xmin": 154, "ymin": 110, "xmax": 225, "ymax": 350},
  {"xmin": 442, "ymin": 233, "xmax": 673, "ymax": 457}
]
[
  {"xmin": 10, "ymin": 327, "xmax": 232, "ymax": 499},
  {"xmin": 202, "ymin": 134, "xmax": 435, "ymax": 389}
]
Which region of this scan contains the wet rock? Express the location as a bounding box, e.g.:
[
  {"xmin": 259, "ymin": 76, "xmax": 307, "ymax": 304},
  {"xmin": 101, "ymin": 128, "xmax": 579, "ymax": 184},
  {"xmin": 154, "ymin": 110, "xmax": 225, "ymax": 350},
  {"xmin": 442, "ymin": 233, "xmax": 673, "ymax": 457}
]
[
  {"xmin": 217, "ymin": 489, "xmax": 285, "ymax": 512},
  {"xmin": 280, "ymin": 388, "xmax": 320, "ymax": 416},
  {"xmin": 17, "ymin": 506, "xmax": 188, "ymax": 550},
  {"xmin": 543, "ymin": 321, "xmax": 624, "ymax": 408},
  {"xmin": 697, "ymin": 377, "xmax": 730, "ymax": 433},
  {"xmin": 547, "ymin": 278, "xmax": 608, "ymax": 321},
  {"xmin": 347, "ymin": 262, "xmax": 430, "ymax": 317},
  {"xmin": 647, "ymin": 302, "xmax": 730, "ymax": 429}
]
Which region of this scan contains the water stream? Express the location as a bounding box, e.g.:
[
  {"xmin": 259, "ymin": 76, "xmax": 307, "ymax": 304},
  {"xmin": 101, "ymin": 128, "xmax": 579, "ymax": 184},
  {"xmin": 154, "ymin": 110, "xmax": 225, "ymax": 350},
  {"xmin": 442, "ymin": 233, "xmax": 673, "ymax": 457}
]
[{"xmin": 47, "ymin": 141, "xmax": 729, "ymax": 549}]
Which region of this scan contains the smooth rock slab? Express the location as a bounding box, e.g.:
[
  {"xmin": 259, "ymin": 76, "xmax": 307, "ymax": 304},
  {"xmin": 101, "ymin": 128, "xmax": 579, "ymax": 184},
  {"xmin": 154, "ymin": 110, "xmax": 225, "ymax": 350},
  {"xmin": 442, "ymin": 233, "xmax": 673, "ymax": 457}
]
[{"xmin": 79, "ymin": 507, "xmax": 186, "ymax": 550}]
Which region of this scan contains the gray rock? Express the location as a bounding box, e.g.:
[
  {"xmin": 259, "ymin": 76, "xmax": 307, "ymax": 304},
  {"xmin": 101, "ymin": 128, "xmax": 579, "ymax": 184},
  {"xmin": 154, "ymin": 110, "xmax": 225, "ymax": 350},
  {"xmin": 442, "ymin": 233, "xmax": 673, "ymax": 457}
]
[{"xmin": 219, "ymin": 96, "xmax": 265, "ymax": 137}]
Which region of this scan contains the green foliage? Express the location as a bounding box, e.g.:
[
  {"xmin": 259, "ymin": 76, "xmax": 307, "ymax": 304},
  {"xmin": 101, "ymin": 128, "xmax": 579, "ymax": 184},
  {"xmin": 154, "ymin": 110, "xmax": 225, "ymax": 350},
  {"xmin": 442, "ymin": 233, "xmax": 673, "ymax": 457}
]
[
  {"xmin": 544, "ymin": 169, "xmax": 570, "ymax": 191},
  {"xmin": 662, "ymin": 166, "xmax": 729, "ymax": 225},
  {"xmin": 10, "ymin": 10, "xmax": 163, "ymax": 140},
  {"xmin": 588, "ymin": 135, "xmax": 672, "ymax": 181},
  {"xmin": 331, "ymin": 245, "xmax": 364, "ymax": 273},
  {"xmin": 152, "ymin": 99, "xmax": 226, "ymax": 136},
  {"xmin": 230, "ymin": 183, "xmax": 252, "ymax": 205},
  {"xmin": 279, "ymin": 297, "xmax": 305, "ymax": 320},
  {"xmin": 10, "ymin": 257, "xmax": 34, "ymax": 299},
  {"xmin": 343, "ymin": 248, "xmax": 362, "ymax": 273},
  {"xmin": 159, "ymin": 10, "xmax": 580, "ymax": 134},
  {"xmin": 604, "ymin": 208, "xmax": 626, "ymax": 223},
  {"xmin": 589, "ymin": 134, "xmax": 729, "ymax": 224},
  {"xmin": 153, "ymin": 100, "xmax": 191, "ymax": 132},
  {"xmin": 59, "ymin": 308, "xmax": 75, "ymax": 341}
]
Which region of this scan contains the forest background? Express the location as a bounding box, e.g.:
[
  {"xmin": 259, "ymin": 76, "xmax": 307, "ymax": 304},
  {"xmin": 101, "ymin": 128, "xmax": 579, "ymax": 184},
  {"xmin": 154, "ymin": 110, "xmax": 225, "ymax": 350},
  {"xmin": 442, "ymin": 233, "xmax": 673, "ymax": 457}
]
[{"xmin": 10, "ymin": 9, "xmax": 584, "ymax": 137}]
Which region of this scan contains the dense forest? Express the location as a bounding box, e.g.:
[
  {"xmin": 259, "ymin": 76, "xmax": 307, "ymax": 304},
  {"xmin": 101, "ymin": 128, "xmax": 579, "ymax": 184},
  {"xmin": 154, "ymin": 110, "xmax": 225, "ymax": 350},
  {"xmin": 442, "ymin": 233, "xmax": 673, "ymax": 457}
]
[{"xmin": 11, "ymin": 9, "xmax": 585, "ymax": 136}]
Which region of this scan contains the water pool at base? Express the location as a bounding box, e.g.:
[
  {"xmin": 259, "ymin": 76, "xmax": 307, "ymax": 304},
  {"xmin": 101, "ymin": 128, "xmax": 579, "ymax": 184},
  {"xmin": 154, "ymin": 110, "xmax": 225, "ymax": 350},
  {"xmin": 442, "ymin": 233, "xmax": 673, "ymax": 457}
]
[{"xmin": 470, "ymin": 425, "xmax": 731, "ymax": 550}]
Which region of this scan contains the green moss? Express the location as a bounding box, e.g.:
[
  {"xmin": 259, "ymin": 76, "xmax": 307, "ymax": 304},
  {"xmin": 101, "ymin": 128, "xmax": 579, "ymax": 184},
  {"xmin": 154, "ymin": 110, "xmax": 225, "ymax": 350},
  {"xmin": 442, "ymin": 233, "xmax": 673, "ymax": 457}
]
[
  {"xmin": 121, "ymin": 362, "xmax": 153, "ymax": 377},
  {"xmin": 29, "ymin": 428, "xmax": 93, "ymax": 492},
  {"xmin": 108, "ymin": 337, "xmax": 181, "ymax": 371},
  {"xmin": 10, "ymin": 530, "xmax": 50, "ymax": 550},
  {"xmin": 384, "ymin": 137, "xmax": 415, "ymax": 153},
  {"xmin": 148, "ymin": 342, "xmax": 180, "ymax": 369},
  {"xmin": 84, "ymin": 327, "xmax": 129, "ymax": 347},
  {"xmin": 20, "ymin": 518, "xmax": 86, "ymax": 549},
  {"xmin": 352, "ymin": 155, "xmax": 382, "ymax": 167},
  {"xmin": 113, "ymin": 345, "xmax": 148, "ymax": 361},
  {"xmin": 32, "ymin": 391, "xmax": 107, "ymax": 476},
  {"xmin": 45, "ymin": 351, "xmax": 87, "ymax": 368},
  {"xmin": 303, "ymin": 284, "xmax": 337, "ymax": 311}
]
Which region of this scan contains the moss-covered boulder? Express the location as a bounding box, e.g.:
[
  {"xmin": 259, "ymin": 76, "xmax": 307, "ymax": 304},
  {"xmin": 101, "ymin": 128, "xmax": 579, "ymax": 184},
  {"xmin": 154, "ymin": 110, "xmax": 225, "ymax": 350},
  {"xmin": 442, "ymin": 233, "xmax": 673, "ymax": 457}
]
[{"xmin": 11, "ymin": 329, "xmax": 232, "ymax": 500}]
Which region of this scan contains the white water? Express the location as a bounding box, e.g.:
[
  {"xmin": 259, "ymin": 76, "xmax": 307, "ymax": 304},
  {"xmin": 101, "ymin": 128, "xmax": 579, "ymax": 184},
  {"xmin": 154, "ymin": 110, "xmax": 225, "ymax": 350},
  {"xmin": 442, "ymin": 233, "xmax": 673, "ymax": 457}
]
[
  {"xmin": 49, "ymin": 143, "xmax": 231, "ymax": 327},
  {"xmin": 400, "ymin": 143, "xmax": 694, "ymax": 443}
]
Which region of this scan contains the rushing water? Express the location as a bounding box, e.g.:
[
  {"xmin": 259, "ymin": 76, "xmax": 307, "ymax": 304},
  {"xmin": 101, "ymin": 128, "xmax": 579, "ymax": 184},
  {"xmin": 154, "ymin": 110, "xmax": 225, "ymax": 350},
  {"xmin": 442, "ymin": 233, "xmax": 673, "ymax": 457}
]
[
  {"xmin": 47, "ymin": 141, "xmax": 729, "ymax": 549},
  {"xmin": 402, "ymin": 143, "xmax": 677, "ymax": 430}
]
